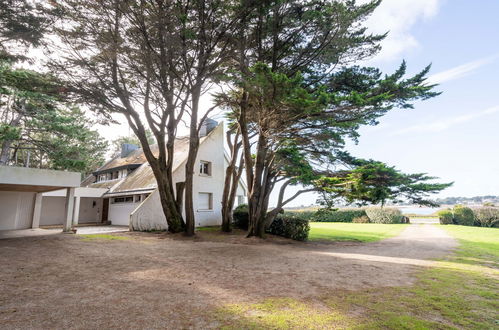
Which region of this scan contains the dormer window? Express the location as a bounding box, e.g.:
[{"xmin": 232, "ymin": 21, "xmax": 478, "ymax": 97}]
[{"xmin": 199, "ymin": 161, "xmax": 211, "ymax": 176}]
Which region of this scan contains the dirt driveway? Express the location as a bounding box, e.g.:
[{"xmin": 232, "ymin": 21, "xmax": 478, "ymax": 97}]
[{"xmin": 0, "ymin": 224, "xmax": 456, "ymax": 329}]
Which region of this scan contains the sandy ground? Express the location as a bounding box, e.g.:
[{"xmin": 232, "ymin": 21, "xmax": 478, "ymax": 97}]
[{"xmin": 0, "ymin": 224, "xmax": 456, "ymax": 329}]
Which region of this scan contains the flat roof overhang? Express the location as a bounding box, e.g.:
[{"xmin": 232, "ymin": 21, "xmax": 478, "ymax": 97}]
[{"xmin": 0, "ymin": 166, "xmax": 81, "ymax": 193}]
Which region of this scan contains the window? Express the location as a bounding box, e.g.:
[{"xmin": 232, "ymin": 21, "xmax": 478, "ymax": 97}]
[
  {"xmin": 112, "ymin": 196, "xmax": 134, "ymax": 204},
  {"xmin": 237, "ymin": 195, "xmax": 245, "ymax": 206},
  {"xmin": 199, "ymin": 161, "xmax": 212, "ymax": 176},
  {"xmin": 134, "ymin": 195, "xmax": 142, "ymax": 203},
  {"xmin": 198, "ymin": 192, "xmax": 213, "ymax": 211}
]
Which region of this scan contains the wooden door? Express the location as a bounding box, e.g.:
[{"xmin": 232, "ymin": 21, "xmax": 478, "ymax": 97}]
[{"xmin": 101, "ymin": 198, "xmax": 109, "ymax": 223}]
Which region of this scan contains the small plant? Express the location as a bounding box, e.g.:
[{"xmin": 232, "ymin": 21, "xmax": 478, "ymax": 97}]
[{"xmin": 437, "ymin": 209, "xmax": 454, "ymax": 225}]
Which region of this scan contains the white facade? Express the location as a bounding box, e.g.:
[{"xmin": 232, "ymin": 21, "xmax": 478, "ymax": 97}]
[
  {"xmin": 0, "ymin": 122, "xmax": 247, "ymax": 232},
  {"xmin": 0, "ymin": 191, "xmax": 36, "ymax": 230},
  {"xmin": 0, "ymin": 166, "xmax": 81, "ymax": 231},
  {"xmin": 129, "ymin": 123, "xmax": 246, "ymax": 230}
]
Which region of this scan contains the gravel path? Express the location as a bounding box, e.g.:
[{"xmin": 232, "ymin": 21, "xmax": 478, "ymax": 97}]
[{"xmin": 0, "ymin": 224, "xmax": 457, "ymax": 329}]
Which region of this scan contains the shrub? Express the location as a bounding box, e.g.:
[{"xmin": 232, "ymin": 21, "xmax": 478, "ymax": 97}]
[
  {"xmin": 268, "ymin": 214, "xmax": 310, "ymax": 241},
  {"xmin": 365, "ymin": 207, "xmax": 404, "ymax": 224},
  {"xmin": 282, "ymin": 211, "xmax": 315, "ymax": 221},
  {"xmin": 232, "ymin": 207, "xmax": 310, "ymax": 241},
  {"xmin": 352, "ymin": 215, "xmax": 370, "ymax": 223},
  {"xmin": 437, "ymin": 209, "xmax": 454, "ymax": 225},
  {"xmin": 453, "ymin": 205, "xmax": 474, "ymax": 226},
  {"xmin": 233, "ymin": 204, "xmax": 249, "ymax": 230},
  {"xmin": 312, "ymin": 208, "xmax": 367, "ymax": 222},
  {"xmin": 472, "ymin": 207, "xmax": 499, "ymax": 227}
]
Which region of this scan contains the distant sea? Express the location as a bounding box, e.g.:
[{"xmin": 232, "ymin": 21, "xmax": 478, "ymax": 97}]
[{"xmin": 396, "ymin": 206, "xmax": 441, "ymax": 215}]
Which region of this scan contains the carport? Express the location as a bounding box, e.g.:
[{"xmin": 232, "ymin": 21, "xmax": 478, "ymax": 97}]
[{"xmin": 0, "ymin": 166, "xmax": 81, "ymax": 232}]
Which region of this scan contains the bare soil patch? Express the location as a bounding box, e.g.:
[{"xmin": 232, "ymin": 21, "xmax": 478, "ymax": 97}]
[{"xmin": 0, "ymin": 224, "xmax": 456, "ymax": 329}]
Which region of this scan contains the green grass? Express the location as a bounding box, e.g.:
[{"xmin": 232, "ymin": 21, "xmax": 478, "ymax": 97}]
[
  {"xmin": 309, "ymin": 223, "xmax": 408, "ymax": 242},
  {"xmin": 79, "ymin": 234, "xmax": 130, "ymax": 241},
  {"xmin": 214, "ymin": 225, "xmax": 499, "ymax": 329},
  {"xmin": 196, "ymin": 226, "xmax": 221, "ymax": 232}
]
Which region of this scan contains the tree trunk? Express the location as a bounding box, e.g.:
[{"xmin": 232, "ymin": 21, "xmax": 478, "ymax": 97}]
[
  {"xmin": 184, "ymin": 84, "xmax": 202, "ymax": 236},
  {"xmin": 0, "ymin": 140, "xmax": 11, "ymax": 165},
  {"xmin": 221, "ymin": 129, "xmax": 245, "ymax": 232}
]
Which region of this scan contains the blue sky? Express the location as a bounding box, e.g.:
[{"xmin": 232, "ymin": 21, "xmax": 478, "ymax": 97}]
[{"xmin": 281, "ymin": 0, "xmax": 499, "ymax": 206}]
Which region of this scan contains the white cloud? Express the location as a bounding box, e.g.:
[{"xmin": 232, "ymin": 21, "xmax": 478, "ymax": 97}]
[
  {"xmin": 364, "ymin": 0, "xmax": 442, "ymax": 62},
  {"xmin": 393, "ymin": 105, "xmax": 499, "ymax": 135},
  {"xmin": 426, "ymin": 55, "xmax": 499, "ymax": 84}
]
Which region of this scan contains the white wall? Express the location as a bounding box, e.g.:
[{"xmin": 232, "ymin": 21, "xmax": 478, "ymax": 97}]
[
  {"xmin": 0, "ymin": 191, "xmax": 35, "ymax": 230},
  {"xmin": 40, "ymin": 196, "xmax": 103, "ymax": 225},
  {"xmin": 108, "ymin": 200, "xmax": 141, "ymax": 226},
  {"xmin": 131, "ymin": 123, "xmax": 228, "ymax": 230},
  {"xmin": 78, "ymin": 197, "xmax": 103, "ymax": 223},
  {"xmin": 40, "ymin": 196, "xmax": 66, "ymax": 226},
  {"xmin": 130, "ymin": 189, "xmax": 167, "ymax": 231},
  {"xmin": 191, "ymin": 124, "xmax": 225, "ymax": 227}
]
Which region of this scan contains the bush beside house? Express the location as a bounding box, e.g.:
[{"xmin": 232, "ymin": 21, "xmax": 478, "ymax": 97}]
[{"xmin": 232, "ymin": 205, "xmax": 310, "ymax": 241}]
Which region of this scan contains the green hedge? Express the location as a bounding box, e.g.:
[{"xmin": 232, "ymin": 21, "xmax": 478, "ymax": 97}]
[
  {"xmin": 365, "ymin": 207, "xmax": 404, "ymax": 224},
  {"xmin": 233, "ymin": 204, "xmax": 249, "ymax": 230},
  {"xmin": 472, "ymin": 207, "xmax": 499, "ymax": 227},
  {"xmin": 268, "ymin": 214, "xmax": 310, "ymax": 241},
  {"xmin": 437, "ymin": 209, "xmax": 454, "ymax": 225},
  {"xmin": 312, "ymin": 208, "xmax": 367, "ymax": 222},
  {"xmin": 453, "ymin": 205, "xmax": 474, "ymax": 226}
]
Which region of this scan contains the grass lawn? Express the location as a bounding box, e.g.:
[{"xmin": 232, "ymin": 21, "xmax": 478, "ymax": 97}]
[
  {"xmin": 215, "ymin": 225, "xmax": 499, "ymax": 329},
  {"xmin": 78, "ymin": 234, "xmax": 130, "ymax": 241},
  {"xmin": 309, "ymin": 222, "xmax": 408, "ymax": 242}
]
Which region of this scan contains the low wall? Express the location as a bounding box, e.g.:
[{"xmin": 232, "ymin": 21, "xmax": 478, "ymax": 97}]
[{"xmin": 130, "ymin": 189, "xmax": 168, "ymax": 231}]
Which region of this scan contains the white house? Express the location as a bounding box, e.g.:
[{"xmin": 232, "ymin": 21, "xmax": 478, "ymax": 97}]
[{"xmin": 0, "ymin": 121, "xmax": 246, "ymax": 232}]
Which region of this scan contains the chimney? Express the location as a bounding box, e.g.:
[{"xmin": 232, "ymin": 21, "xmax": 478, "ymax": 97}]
[
  {"xmin": 199, "ymin": 118, "xmax": 218, "ymax": 137},
  {"xmin": 121, "ymin": 143, "xmax": 139, "ymax": 158}
]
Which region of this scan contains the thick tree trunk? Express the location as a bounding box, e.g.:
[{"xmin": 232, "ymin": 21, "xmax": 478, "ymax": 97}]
[
  {"xmin": 0, "ymin": 140, "xmax": 11, "ymax": 165},
  {"xmin": 184, "ymin": 84, "xmax": 202, "ymax": 236},
  {"xmin": 221, "ymin": 130, "xmax": 245, "ymax": 232}
]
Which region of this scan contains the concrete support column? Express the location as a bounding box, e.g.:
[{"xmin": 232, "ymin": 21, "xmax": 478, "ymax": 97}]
[
  {"xmin": 31, "ymin": 193, "xmax": 43, "ymax": 229},
  {"xmin": 72, "ymin": 196, "xmax": 81, "ymax": 226},
  {"xmin": 64, "ymin": 187, "xmax": 75, "ymax": 232}
]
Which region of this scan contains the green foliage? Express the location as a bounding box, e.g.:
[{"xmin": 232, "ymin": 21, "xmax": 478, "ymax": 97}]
[
  {"xmin": 233, "ymin": 204, "xmax": 249, "ymax": 230},
  {"xmin": 352, "ymin": 215, "xmax": 370, "ymax": 223},
  {"xmin": 317, "ymin": 159, "xmax": 452, "ymax": 207},
  {"xmin": 365, "ymin": 207, "xmax": 405, "ymax": 224},
  {"xmin": 233, "ymin": 206, "xmax": 310, "ymax": 241},
  {"xmin": 453, "ymin": 205, "xmax": 475, "ymax": 226},
  {"xmin": 312, "ymin": 208, "xmax": 367, "ymax": 223},
  {"xmin": 111, "ymin": 130, "xmax": 154, "ymax": 155},
  {"xmin": 281, "ymin": 211, "xmax": 315, "ymax": 221},
  {"xmin": 0, "ymin": 60, "xmax": 107, "ymax": 173},
  {"xmin": 437, "ymin": 209, "xmax": 454, "ymax": 225},
  {"xmin": 472, "ymin": 207, "xmax": 499, "ymax": 228},
  {"xmin": 268, "ymin": 215, "xmax": 310, "ymax": 241}
]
